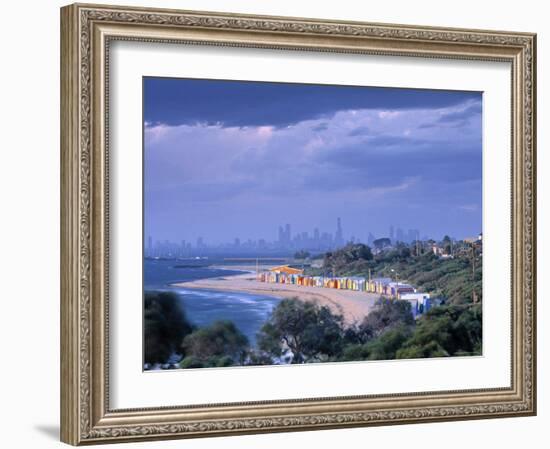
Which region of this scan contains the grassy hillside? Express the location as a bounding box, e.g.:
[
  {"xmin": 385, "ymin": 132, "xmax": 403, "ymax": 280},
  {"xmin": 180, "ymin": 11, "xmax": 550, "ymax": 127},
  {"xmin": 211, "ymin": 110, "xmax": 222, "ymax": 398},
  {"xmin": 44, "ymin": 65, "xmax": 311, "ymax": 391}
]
[{"xmin": 313, "ymin": 243, "xmax": 482, "ymax": 305}]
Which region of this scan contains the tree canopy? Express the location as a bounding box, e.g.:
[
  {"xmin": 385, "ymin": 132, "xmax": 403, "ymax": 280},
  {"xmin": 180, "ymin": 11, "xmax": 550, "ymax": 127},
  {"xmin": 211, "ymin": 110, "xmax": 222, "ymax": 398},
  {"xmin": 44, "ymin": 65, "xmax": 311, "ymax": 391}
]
[
  {"xmin": 257, "ymin": 298, "xmax": 345, "ymax": 363},
  {"xmin": 360, "ymin": 298, "xmax": 415, "ymax": 337},
  {"xmin": 340, "ymin": 301, "xmax": 481, "ymax": 362},
  {"xmin": 396, "ymin": 304, "xmax": 482, "ymax": 359},
  {"xmin": 323, "ymin": 243, "xmax": 373, "ymax": 275},
  {"xmin": 144, "ymin": 291, "xmax": 194, "ymax": 365},
  {"xmin": 180, "ymin": 320, "xmax": 249, "ymax": 368}
]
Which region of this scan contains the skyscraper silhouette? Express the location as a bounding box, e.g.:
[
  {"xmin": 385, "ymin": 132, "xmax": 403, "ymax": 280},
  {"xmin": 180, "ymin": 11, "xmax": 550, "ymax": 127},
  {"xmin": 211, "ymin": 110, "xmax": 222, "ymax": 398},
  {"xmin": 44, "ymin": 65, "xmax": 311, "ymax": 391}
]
[{"xmin": 335, "ymin": 217, "xmax": 344, "ymax": 247}]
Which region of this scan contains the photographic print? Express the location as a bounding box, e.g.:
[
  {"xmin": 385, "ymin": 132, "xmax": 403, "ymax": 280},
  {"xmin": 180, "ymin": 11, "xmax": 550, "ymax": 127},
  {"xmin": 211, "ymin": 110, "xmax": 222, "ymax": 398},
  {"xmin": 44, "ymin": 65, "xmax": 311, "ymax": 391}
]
[
  {"xmin": 61, "ymin": 5, "xmax": 536, "ymax": 443},
  {"xmin": 143, "ymin": 77, "xmax": 483, "ymax": 371}
]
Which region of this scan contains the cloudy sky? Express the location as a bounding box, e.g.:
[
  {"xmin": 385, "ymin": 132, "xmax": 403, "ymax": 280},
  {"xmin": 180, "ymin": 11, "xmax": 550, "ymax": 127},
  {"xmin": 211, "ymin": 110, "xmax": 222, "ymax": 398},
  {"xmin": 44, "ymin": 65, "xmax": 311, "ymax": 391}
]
[{"xmin": 144, "ymin": 77, "xmax": 482, "ymax": 245}]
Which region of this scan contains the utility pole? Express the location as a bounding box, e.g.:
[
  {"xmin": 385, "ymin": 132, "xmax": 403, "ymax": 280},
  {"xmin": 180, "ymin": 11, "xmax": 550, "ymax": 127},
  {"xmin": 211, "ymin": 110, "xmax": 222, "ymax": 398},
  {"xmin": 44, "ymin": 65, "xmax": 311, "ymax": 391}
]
[{"xmin": 471, "ymin": 243, "xmax": 478, "ymax": 303}]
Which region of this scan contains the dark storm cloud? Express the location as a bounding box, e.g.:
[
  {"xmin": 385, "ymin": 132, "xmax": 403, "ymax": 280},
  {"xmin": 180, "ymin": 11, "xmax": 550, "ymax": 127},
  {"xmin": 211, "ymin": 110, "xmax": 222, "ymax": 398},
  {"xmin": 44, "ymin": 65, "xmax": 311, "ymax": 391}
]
[{"xmin": 144, "ymin": 77, "xmax": 481, "ymax": 128}]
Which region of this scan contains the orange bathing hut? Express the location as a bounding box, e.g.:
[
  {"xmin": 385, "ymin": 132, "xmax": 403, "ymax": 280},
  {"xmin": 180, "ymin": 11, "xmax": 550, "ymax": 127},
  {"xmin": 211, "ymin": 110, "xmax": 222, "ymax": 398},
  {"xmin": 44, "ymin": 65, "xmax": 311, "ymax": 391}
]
[{"xmin": 269, "ymin": 265, "xmax": 304, "ymax": 275}]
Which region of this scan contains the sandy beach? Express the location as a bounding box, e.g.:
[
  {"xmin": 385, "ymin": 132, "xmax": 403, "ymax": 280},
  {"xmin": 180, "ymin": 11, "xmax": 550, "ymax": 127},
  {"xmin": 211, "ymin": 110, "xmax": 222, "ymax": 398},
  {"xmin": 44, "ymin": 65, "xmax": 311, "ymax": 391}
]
[{"xmin": 171, "ymin": 271, "xmax": 378, "ymax": 326}]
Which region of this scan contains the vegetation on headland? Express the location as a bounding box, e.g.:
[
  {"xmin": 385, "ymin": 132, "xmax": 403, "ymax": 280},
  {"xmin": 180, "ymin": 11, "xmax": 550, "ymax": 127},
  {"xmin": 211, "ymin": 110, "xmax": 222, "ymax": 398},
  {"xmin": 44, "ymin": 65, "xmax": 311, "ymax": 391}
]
[
  {"xmin": 255, "ymin": 297, "xmax": 481, "ymax": 363},
  {"xmin": 319, "ymin": 241, "xmax": 482, "ymax": 305},
  {"xmin": 144, "ymin": 295, "xmax": 481, "ymax": 369},
  {"xmin": 144, "ymin": 241, "xmax": 482, "ymax": 369}
]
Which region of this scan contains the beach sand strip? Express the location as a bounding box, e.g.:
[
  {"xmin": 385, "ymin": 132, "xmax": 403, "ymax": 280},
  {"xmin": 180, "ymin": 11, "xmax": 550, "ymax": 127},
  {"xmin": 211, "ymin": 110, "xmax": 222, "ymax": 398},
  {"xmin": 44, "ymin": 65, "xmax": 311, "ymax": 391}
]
[{"xmin": 172, "ymin": 272, "xmax": 378, "ymax": 326}]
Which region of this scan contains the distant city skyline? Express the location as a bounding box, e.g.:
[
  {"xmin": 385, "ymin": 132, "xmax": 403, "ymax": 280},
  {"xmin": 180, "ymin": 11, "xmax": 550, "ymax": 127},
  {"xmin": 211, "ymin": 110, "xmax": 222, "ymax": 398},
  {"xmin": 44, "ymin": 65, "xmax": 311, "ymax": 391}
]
[
  {"xmin": 144, "ymin": 78, "xmax": 482, "ymax": 246},
  {"xmin": 144, "ymin": 221, "xmax": 443, "ymax": 250},
  {"xmin": 145, "ymin": 216, "xmax": 467, "ymax": 258}
]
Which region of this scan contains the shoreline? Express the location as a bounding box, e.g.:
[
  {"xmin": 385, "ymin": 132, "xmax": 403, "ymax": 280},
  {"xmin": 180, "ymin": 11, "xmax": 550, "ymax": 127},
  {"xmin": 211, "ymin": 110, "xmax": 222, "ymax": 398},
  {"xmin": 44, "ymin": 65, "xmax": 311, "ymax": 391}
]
[
  {"xmin": 170, "ymin": 272, "xmax": 378, "ymax": 326},
  {"xmin": 208, "ymin": 264, "xmax": 278, "ymax": 273}
]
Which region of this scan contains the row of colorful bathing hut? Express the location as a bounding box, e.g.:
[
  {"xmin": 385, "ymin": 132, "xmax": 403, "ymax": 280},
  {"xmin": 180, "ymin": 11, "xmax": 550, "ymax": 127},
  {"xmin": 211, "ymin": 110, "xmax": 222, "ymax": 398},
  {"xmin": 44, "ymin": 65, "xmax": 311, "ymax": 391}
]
[
  {"xmin": 257, "ymin": 271, "xmax": 415, "ymax": 297},
  {"xmin": 257, "ymin": 266, "xmax": 433, "ymax": 316}
]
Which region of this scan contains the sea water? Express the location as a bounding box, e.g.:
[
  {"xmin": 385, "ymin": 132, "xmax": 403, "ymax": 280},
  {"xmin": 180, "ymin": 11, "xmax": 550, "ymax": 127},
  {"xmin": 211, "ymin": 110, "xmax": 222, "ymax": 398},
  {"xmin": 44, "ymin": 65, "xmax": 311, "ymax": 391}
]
[{"xmin": 144, "ymin": 258, "xmax": 280, "ymax": 346}]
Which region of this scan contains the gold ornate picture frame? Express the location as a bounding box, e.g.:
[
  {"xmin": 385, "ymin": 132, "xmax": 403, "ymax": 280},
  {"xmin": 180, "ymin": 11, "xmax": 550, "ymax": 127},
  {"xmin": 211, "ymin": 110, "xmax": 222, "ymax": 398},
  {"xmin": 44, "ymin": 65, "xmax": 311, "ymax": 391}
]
[{"xmin": 60, "ymin": 2, "xmax": 536, "ymax": 445}]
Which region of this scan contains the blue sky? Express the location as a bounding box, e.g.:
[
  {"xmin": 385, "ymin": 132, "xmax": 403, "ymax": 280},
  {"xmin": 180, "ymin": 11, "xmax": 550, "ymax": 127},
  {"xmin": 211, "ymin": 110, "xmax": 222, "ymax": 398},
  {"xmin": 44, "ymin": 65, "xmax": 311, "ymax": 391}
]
[{"xmin": 144, "ymin": 77, "xmax": 482, "ymax": 244}]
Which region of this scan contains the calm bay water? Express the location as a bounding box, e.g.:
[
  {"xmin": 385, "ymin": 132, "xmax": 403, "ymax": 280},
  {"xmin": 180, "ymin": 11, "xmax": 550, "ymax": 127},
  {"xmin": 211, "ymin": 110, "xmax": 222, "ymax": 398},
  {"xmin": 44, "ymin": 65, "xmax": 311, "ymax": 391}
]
[{"xmin": 144, "ymin": 259, "xmax": 280, "ymax": 345}]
